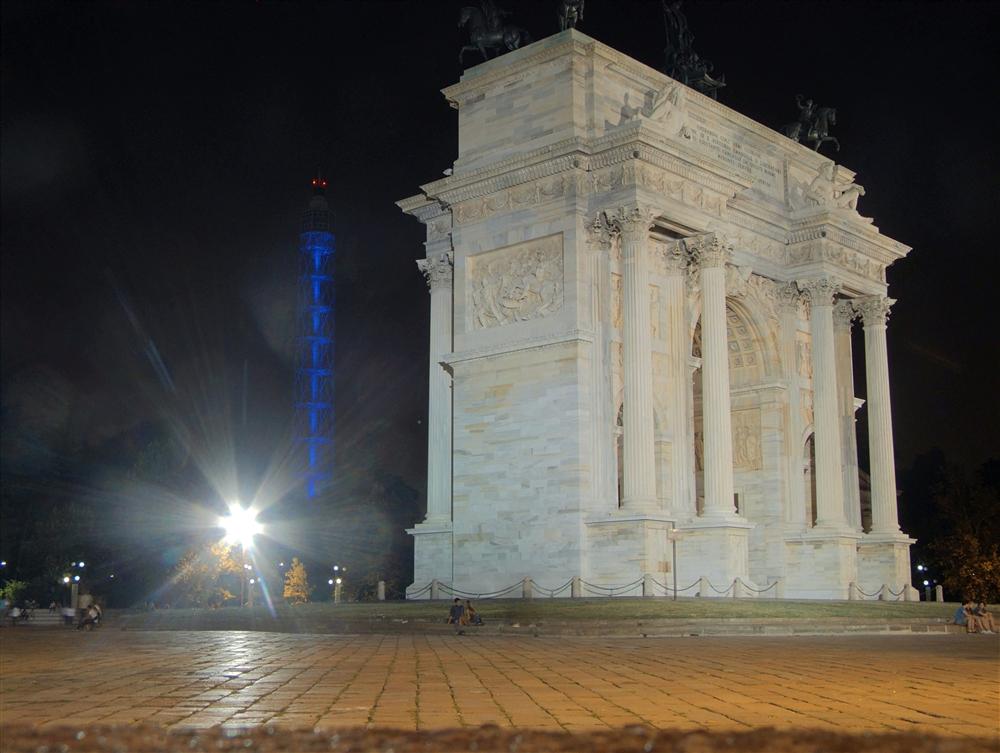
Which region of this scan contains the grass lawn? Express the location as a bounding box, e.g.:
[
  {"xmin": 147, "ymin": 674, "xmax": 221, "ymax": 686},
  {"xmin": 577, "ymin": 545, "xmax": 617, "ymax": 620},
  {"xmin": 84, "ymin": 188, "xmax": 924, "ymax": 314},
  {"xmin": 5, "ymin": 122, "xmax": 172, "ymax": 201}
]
[{"xmin": 113, "ymin": 597, "xmax": 964, "ymax": 632}]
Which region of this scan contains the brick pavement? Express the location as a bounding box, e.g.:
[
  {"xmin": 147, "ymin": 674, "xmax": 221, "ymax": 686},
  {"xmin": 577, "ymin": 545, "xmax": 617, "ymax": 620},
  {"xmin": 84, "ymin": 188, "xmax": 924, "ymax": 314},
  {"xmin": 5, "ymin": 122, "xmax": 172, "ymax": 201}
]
[{"xmin": 0, "ymin": 631, "xmax": 996, "ymax": 739}]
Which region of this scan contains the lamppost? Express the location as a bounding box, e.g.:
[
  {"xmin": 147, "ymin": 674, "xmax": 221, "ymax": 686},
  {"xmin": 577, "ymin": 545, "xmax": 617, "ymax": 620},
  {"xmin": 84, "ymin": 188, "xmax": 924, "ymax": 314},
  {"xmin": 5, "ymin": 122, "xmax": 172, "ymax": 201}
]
[
  {"xmin": 667, "ymin": 528, "xmax": 682, "ymax": 601},
  {"xmin": 220, "ymin": 502, "xmax": 262, "ymax": 607}
]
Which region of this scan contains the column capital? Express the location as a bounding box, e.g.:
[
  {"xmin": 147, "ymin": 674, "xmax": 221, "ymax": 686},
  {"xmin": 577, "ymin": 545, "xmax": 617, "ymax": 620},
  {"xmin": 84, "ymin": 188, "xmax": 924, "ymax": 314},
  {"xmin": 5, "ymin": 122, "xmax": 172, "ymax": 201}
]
[
  {"xmin": 587, "ymin": 212, "xmax": 616, "ymax": 250},
  {"xmin": 602, "ymin": 205, "xmax": 656, "ymax": 240},
  {"xmin": 417, "ymin": 251, "xmax": 454, "ymax": 291},
  {"xmin": 856, "ymin": 295, "xmax": 895, "ymax": 326},
  {"xmin": 797, "ymin": 277, "xmax": 841, "ymax": 306},
  {"xmin": 687, "ymin": 233, "xmax": 732, "ymax": 269},
  {"xmin": 658, "ymin": 239, "xmax": 688, "ymax": 274},
  {"xmin": 833, "ymin": 299, "xmax": 859, "ymax": 328},
  {"xmin": 776, "ymin": 281, "xmax": 806, "ymax": 315}
]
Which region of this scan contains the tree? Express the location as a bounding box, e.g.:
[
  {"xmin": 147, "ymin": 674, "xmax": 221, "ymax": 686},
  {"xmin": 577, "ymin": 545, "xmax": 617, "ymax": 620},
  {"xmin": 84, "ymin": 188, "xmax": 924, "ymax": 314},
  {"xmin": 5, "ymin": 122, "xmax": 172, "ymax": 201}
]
[
  {"xmin": 283, "ymin": 558, "xmax": 310, "ymax": 604},
  {"xmin": 0, "ymin": 580, "xmax": 28, "ymax": 605},
  {"xmin": 170, "ymin": 543, "xmax": 240, "ymax": 607},
  {"xmin": 930, "ymin": 461, "xmax": 1000, "ymax": 603}
]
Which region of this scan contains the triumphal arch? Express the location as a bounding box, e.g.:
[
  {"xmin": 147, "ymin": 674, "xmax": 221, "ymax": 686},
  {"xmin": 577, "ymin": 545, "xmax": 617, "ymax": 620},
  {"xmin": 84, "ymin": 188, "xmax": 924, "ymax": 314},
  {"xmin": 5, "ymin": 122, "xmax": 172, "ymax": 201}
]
[{"xmin": 398, "ymin": 30, "xmax": 914, "ymax": 599}]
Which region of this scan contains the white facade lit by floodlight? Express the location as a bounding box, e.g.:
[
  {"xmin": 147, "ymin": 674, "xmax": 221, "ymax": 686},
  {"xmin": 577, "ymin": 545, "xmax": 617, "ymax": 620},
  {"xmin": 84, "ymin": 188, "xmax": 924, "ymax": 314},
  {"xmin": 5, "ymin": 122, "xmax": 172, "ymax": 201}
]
[{"xmin": 220, "ymin": 502, "xmax": 262, "ymax": 548}]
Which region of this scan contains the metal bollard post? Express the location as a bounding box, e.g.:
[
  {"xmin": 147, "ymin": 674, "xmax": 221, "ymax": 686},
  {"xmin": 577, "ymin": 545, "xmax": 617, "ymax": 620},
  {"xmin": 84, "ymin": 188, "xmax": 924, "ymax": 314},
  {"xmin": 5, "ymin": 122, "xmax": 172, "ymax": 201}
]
[
  {"xmin": 698, "ymin": 576, "xmax": 708, "ymax": 598},
  {"xmin": 430, "ymin": 579, "xmax": 440, "ymax": 601},
  {"xmin": 879, "ymin": 583, "xmax": 889, "ymax": 601},
  {"xmin": 377, "ymin": 580, "xmax": 386, "ymax": 601},
  {"xmin": 642, "ymin": 573, "xmax": 654, "ymax": 598},
  {"xmin": 571, "ymin": 576, "xmax": 582, "ymax": 598},
  {"xmin": 732, "ymin": 578, "xmax": 742, "ymax": 599},
  {"xmin": 522, "ymin": 577, "xmax": 533, "ymax": 599}
]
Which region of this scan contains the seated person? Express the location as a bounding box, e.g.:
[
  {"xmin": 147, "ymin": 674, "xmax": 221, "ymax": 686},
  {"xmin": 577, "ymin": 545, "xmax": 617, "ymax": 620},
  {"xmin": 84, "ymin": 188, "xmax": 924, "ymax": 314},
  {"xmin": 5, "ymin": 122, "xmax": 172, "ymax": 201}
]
[
  {"xmin": 464, "ymin": 600, "xmax": 483, "ymax": 626},
  {"xmin": 447, "ymin": 598, "xmax": 464, "ymax": 625},
  {"xmin": 960, "ymin": 601, "xmax": 983, "ymax": 633},
  {"xmin": 973, "ymin": 603, "xmax": 995, "ymax": 634}
]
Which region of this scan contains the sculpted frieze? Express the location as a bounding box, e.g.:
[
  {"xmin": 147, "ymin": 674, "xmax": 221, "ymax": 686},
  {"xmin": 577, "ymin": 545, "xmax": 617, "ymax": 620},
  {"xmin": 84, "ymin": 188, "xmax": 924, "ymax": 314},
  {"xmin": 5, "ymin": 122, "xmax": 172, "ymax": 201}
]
[
  {"xmin": 454, "ymin": 175, "xmax": 568, "ymax": 225},
  {"xmin": 467, "ymin": 234, "xmax": 564, "ymax": 330}
]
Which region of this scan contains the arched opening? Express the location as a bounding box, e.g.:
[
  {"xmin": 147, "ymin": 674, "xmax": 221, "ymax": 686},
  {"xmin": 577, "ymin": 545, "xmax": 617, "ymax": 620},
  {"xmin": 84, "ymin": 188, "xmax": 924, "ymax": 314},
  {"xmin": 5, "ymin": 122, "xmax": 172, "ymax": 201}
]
[{"xmin": 803, "ymin": 433, "xmax": 817, "ymax": 526}]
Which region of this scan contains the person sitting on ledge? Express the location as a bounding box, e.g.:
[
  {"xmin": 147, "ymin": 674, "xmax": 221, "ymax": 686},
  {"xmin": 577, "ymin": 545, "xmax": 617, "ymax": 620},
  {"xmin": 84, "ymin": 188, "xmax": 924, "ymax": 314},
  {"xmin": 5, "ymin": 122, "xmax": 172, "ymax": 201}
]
[
  {"xmin": 973, "ymin": 603, "xmax": 996, "ymax": 634},
  {"xmin": 955, "ymin": 601, "xmax": 984, "ymax": 633},
  {"xmin": 447, "ymin": 597, "xmax": 465, "ymax": 626},
  {"xmin": 464, "ymin": 600, "xmax": 483, "ymax": 626}
]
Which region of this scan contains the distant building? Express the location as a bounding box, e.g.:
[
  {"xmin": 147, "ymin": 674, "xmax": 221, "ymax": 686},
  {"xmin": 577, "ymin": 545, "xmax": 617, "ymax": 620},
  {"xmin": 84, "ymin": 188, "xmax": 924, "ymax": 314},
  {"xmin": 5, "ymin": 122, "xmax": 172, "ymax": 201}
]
[{"xmin": 295, "ymin": 176, "xmax": 335, "ymax": 499}]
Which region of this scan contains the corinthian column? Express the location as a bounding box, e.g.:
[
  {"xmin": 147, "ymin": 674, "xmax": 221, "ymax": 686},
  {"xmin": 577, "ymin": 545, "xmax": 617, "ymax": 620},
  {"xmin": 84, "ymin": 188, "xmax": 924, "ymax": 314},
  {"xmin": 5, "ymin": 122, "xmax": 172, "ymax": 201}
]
[
  {"xmin": 692, "ymin": 235, "xmax": 736, "ymax": 519},
  {"xmin": 417, "ymin": 251, "xmax": 454, "ymax": 524},
  {"xmin": 663, "ymin": 241, "xmax": 694, "ymax": 515},
  {"xmin": 799, "ymin": 278, "xmax": 847, "ymax": 529},
  {"xmin": 834, "ymin": 300, "xmax": 862, "ymax": 530},
  {"xmin": 610, "ymin": 206, "xmax": 657, "ymax": 512},
  {"xmin": 858, "ymin": 295, "xmax": 900, "ymax": 534}
]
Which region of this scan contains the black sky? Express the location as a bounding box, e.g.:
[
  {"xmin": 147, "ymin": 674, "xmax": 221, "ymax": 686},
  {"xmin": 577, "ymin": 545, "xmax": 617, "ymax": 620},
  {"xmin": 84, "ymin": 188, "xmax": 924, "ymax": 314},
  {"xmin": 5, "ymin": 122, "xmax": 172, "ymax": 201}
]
[{"xmin": 3, "ymin": 0, "xmax": 999, "ymax": 527}]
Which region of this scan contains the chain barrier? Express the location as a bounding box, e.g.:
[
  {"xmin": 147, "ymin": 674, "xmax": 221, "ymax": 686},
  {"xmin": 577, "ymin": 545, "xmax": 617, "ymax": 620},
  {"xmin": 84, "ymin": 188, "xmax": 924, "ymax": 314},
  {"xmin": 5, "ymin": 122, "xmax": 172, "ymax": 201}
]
[
  {"xmin": 708, "ymin": 580, "xmax": 735, "ymax": 595},
  {"xmin": 854, "ymin": 584, "xmax": 883, "ymax": 599},
  {"xmin": 580, "ymin": 578, "xmax": 644, "ymax": 597},
  {"xmin": 438, "ymin": 581, "xmax": 524, "ymax": 599},
  {"xmin": 736, "ymin": 578, "xmax": 778, "ymax": 594},
  {"xmin": 532, "ymin": 579, "xmax": 574, "ymax": 598},
  {"xmin": 649, "ymin": 578, "xmax": 700, "ymax": 595}
]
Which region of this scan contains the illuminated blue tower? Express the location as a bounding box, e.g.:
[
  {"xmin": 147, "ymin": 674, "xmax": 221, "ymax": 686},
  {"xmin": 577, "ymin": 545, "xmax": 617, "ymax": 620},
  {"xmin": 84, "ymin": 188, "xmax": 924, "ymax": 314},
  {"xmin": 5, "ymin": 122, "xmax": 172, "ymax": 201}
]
[{"xmin": 295, "ymin": 176, "xmax": 335, "ymax": 499}]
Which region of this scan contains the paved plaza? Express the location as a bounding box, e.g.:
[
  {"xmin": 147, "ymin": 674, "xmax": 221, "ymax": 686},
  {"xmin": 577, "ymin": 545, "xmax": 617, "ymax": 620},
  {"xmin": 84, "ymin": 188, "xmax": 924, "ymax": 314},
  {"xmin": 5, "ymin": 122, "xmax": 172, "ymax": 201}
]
[{"xmin": 0, "ymin": 631, "xmax": 996, "ymax": 739}]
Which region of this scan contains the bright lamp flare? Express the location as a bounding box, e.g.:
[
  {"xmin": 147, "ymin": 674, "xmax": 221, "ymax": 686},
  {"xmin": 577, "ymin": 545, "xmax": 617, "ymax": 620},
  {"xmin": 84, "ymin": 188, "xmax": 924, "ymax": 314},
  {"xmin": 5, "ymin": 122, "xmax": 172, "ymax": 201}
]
[{"xmin": 220, "ymin": 502, "xmax": 262, "ymax": 547}]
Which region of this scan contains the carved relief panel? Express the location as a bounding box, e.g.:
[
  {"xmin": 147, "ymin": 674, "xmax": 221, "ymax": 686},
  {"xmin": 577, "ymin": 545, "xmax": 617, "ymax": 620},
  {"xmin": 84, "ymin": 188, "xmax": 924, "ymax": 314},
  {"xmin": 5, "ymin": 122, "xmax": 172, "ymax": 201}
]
[
  {"xmin": 467, "ymin": 234, "xmax": 564, "ymax": 330},
  {"xmin": 732, "ymin": 409, "xmax": 763, "ymax": 471}
]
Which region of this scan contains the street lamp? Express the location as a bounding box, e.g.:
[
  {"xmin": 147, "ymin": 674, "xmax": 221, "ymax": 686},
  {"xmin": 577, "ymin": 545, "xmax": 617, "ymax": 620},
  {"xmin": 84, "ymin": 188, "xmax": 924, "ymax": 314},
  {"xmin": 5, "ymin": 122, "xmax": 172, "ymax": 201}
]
[{"xmin": 220, "ymin": 502, "xmax": 262, "ymax": 607}]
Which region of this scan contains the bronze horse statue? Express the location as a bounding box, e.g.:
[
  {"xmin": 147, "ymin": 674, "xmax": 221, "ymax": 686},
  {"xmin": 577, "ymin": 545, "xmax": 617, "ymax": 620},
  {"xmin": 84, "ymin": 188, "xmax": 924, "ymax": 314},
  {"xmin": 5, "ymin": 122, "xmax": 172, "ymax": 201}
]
[
  {"xmin": 459, "ymin": 5, "xmax": 531, "ymax": 65},
  {"xmin": 784, "ymin": 105, "xmax": 840, "ymax": 153}
]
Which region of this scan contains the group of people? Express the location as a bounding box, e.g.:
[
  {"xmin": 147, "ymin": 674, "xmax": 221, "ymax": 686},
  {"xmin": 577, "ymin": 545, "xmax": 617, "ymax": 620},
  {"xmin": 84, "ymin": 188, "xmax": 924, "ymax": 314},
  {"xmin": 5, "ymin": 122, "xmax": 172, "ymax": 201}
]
[
  {"xmin": 954, "ymin": 601, "xmax": 996, "ymax": 634},
  {"xmin": 447, "ymin": 598, "xmax": 484, "ymax": 634}
]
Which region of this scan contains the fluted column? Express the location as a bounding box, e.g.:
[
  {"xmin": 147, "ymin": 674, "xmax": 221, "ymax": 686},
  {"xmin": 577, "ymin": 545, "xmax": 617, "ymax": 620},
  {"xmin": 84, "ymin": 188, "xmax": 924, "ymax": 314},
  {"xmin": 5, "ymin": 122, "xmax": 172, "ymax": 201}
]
[
  {"xmin": 777, "ymin": 284, "xmax": 806, "ymax": 526},
  {"xmin": 663, "ymin": 241, "xmax": 693, "ymax": 515},
  {"xmin": 799, "ymin": 278, "xmax": 847, "ymax": 529},
  {"xmin": 587, "ymin": 214, "xmax": 617, "ymax": 509},
  {"xmin": 692, "ymin": 235, "xmax": 736, "ymax": 519},
  {"xmin": 610, "ymin": 206, "xmax": 657, "ymax": 512},
  {"xmin": 858, "ymin": 295, "xmax": 900, "ymax": 534},
  {"xmin": 834, "ymin": 300, "xmax": 862, "ymax": 530},
  {"xmin": 417, "ymin": 251, "xmax": 454, "ymax": 524}
]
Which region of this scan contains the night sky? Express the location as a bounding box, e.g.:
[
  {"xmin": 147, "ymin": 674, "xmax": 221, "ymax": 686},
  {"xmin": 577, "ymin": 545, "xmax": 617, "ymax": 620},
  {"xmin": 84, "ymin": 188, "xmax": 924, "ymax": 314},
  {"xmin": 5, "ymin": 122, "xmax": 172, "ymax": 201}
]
[{"xmin": 2, "ymin": 1, "xmax": 999, "ymax": 592}]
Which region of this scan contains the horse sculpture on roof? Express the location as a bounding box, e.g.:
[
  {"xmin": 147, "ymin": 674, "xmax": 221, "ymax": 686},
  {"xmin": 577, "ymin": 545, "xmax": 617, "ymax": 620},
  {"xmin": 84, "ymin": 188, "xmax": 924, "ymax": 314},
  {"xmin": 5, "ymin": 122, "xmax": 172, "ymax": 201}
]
[{"xmin": 459, "ymin": 1, "xmax": 532, "ymax": 65}]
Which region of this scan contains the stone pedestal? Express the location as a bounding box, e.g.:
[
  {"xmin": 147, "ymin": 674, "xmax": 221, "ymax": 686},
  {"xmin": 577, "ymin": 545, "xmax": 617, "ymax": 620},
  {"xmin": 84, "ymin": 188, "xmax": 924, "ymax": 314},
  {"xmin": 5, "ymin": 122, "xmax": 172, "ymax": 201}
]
[
  {"xmin": 405, "ymin": 523, "xmax": 453, "ymax": 598},
  {"xmin": 676, "ymin": 519, "xmax": 753, "ymax": 594},
  {"xmin": 585, "ymin": 514, "xmax": 676, "ymax": 587},
  {"xmin": 783, "ymin": 531, "xmax": 861, "ymax": 599},
  {"xmin": 857, "ymin": 532, "xmax": 914, "ymax": 595}
]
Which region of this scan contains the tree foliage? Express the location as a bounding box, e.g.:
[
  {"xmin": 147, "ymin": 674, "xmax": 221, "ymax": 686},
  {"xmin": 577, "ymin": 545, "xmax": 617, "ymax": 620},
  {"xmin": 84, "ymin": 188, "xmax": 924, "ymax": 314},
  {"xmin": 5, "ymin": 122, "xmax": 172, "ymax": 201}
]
[
  {"xmin": 170, "ymin": 543, "xmax": 240, "ymax": 607},
  {"xmin": 0, "ymin": 580, "xmax": 28, "ymax": 604},
  {"xmin": 929, "ymin": 460, "xmax": 1000, "ymax": 602},
  {"xmin": 283, "ymin": 557, "xmax": 310, "ymax": 604}
]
